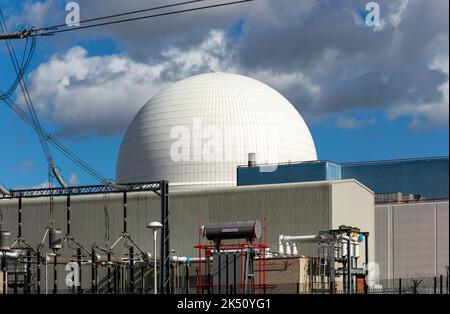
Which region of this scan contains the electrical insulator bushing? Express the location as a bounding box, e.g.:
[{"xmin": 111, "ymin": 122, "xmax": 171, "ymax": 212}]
[
  {"xmin": 204, "ymin": 220, "xmax": 262, "ymax": 241},
  {"xmin": 351, "ymin": 235, "xmax": 360, "ymax": 259},
  {"xmin": 0, "ymin": 32, "xmax": 21, "ymax": 40},
  {"xmin": 341, "ymin": 238, "xmax": 348, "ymax": 257},
  {"xmin": 334, "ymin": 243, "xmax": 340, "ymax": 259},
  {"xmin": 49, "ymin": 228, "xmax": 63, "ymax": 250},
  {"xmin": 0, "ymin": 230, "xmax": 11, "ymax": 251},
  {"xmin": 353, "ymin": 243, "xmax": 360, "ymax": 259}
]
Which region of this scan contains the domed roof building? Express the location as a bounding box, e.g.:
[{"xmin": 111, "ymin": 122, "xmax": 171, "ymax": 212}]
[{"xmin": 116, "ymin": 72, "xmax": 317, "ymax": 190}]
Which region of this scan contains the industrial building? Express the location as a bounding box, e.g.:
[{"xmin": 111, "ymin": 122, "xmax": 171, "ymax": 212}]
[
  {"xmin": 0, "ymin": 72, "xmax": 448, "ymax": 294},
  {"xmin": 236, "ymin": 156, "xmax": 449, "ymax": 282},
  {"xmin": 237, "ymin": 157, "xmax": 449, "ymax": 199},
  {"xmin": 0, "ymin": 180, "xmax": 374, "ymax": 259},
  {"xmin": 0, "ymin": 179, "xmax": 374, "ymax": 293}
]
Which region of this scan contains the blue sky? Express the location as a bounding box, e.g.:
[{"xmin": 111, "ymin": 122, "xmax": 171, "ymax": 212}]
[{"xmin": 0, "ymin": 0, "xmax": 448, "ymax": 189}]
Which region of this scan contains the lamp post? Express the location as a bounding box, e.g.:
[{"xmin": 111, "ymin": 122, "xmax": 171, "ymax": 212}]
[
  {"xmin": 147, "ymin": 221, "xmax": 162, "ymax": 294},
  {"xmin": 45, "ymin": 252, "xmax": 55, "ymax": 294}
]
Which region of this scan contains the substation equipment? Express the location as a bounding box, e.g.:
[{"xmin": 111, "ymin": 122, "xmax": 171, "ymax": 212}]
[
  {"xmin": 278, "ymin": 225, "xmax": 369, "ymax": 294},
  {"xmin": 0, "ymin": 181, "xmax": 170, "ymax": 294},
  {"xmin": 195, "ymin": 220, "xmax": 269, "ymax": 294}
]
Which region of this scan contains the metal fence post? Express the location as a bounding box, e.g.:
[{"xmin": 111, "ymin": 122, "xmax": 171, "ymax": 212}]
[
  {"xmin": 434, "ymin": 276, "xmax": 437, "ymax": 294},
  {"xmin": 447, "ymin": 273, "xmax": 449, "ymax": 294},
  {"xmin": 398, "ymin": 278, "xmax": 401, "ymax": 294}
]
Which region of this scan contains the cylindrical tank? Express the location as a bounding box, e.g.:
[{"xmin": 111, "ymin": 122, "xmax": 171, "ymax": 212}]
[
  {"xmin": 334, "ymin": 243, "xmax": 340, "ymax": 259},
  {"xmin": 204, "ymin": 220, "xmax": 262, "ymax": 241},
  {"xmin": 49, "ymin": 228, "xmax": 63, "ymax": 250},
  {"xmin": 0, "ymin": 230, "xmax": 11, "ymax": 251}
]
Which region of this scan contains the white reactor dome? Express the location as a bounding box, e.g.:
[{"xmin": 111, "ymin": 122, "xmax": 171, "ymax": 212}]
[{"xmin": 116, "ymin": 72, "xmax": 317, "ymax": 190}]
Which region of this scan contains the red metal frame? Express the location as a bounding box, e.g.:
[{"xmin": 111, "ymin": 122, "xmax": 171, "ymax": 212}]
[{"xmin": 194, "ymin": 220, "xmax": 270, "ymax": 294}]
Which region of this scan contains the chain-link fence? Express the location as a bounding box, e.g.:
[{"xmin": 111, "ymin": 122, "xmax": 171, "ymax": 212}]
[{"xmin": 173, "ymin": 275, "xmax": 449, "ymax": 295}]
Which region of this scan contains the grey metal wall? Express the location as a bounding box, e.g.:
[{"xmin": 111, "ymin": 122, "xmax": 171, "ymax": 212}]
[
  {"xmin": 331, "ymin": 180, "xmax": 375, "ymax": 264},
  {"xmin": 375, "ymin": 201, "xmax": 449, "ymax": 280}
]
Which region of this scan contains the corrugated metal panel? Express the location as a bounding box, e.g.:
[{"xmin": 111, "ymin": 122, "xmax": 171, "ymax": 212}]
[
  {"xmin": 0, "ymin": 182, "xmax": 342, "ymax": 258},
  {"xmin": 237, "ymin": 161, "xmax": 341, "ymax": 186},
  {"xmin": 436, "ymin": 202, "xmax": 449, "ymax": 275},
  {"xmin": 375, "ymin": 206, "xmax": 391, "ymax": 280},
  {"xmin": 342, "ymin": 157, "xmax": 448, "ymax": 199},
  {"xmin": 375, "ymin": 201, "xmax": 449, "ymax": 280},
  {"xmin": 392, "ymin": 203, "xmax": 437, "ymax": 278},
  {"xmin": 238, "ymin": 157, "xmax": 448, "ymax": 199}
]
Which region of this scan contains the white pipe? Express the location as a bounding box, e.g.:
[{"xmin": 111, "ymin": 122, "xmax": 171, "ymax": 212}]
[
  {"xmin": 170, "ymin": 256, "xmax": 188, "ymax": 263},
  {"xmin": 278, "ymin": 234, "xmax": 319, "ymax": 256},
  {"xmin": 169, "ymin": 256, "xmax": 212, "ymax": 263},
  {"xmin": 282, "ymin": 235, "xmax": 318, "ymax": 243}
]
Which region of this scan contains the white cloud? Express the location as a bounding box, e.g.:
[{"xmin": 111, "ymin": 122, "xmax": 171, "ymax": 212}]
[
  {"xmin": 386, "ymin": 0, "xmax": 410, "ymax": 29},
  {"xmin": 7, "ymin": 0, "xmax": 58, "ymax": 29},
  {"xmin": 22, "ymin": 28, "xmax": 326, "ymax": 138},
  {"xmin": 252, "ymin": 69, "xmax": 321, "ymax": 98},
  {"xmin": 336, "ymin": 117, "xmax": 376, "ymax": 129},
  {"xmin": 354, "ymin": 0, "xmax": 410, "ymax": 31},
  {"xmin": 14, "ymin": 181, "xmax": 54, "ymax": 190},
  {"xmin": 387, "ymin": 53, "xmax": 449, "ymax": 130},
  {"xmin": 12, "ymin": 0, "xmax": 449, "ymax": 136},
  {"xmin": 23, "ymin": 46, "xmax": 164, "ymax": 137},
  {"xmin": 23, "ymin": 30, "xmax": 233, "ymax": 138},
  {"xmin": 160, "ymin": 30, "xmax": 234, "ymax": 80},
  {"xmin": 13, "ymin": 174, "xmax": 78, "ymax": 189},
  {"xmin": 13, "ymin": 160, "xmax": 35, "ymax": 174}
]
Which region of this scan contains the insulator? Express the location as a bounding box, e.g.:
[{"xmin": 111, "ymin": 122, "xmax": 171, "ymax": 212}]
[
  {"xmin": 0, "ymin": 230, "xmax": 11, "ymax": 251},
  {"xmin": 0, "ymin": 31, "xmax": 30, "ymax": 40},
  {"xmin": 49, "ymin": 228, "xmax": 63, "ymax": 250}
]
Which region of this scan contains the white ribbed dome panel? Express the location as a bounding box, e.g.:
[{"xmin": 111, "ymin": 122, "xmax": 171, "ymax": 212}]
[{"xmin": 116, "ymin": 72, "xmax": 317, "ymax": 190}]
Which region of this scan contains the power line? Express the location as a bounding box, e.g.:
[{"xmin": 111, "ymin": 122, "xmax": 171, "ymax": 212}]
[
  {"xmin": 0, "ymin": 0, "xmax": 256, "ymax": 187},
  {"xmin": 36, "ymin": 0, "xmax": 210, "ymax": 31},
  {"xmin": 0, "ymin": 36, "xmax": 35, "ymax": 100},
  {"xmin": 43, "ymin": 0, "xmax": 254, "ymax": 36},
  {"xmin": 0, "ymin": 10, "xmax": 68, "ymax": 188},
  {"xmin": 0, "ymin": 0, "xmax": 255, "ymax": 39},
  {"xmin": 0, "ymin": 94, "xmax": 111, "ymax": 185}
]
